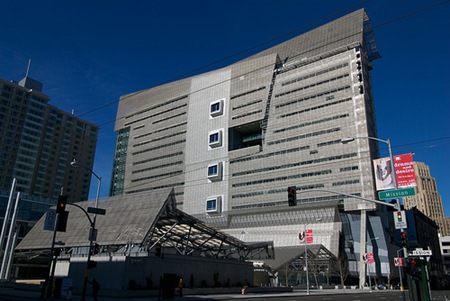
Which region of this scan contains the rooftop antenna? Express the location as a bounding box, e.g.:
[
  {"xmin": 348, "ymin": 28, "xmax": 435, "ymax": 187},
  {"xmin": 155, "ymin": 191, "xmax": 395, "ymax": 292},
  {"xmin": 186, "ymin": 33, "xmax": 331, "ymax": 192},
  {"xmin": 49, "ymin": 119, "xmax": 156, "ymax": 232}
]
[{"xmin": 25, "ymin": 59, "xmax": 32, "ymax": 77}]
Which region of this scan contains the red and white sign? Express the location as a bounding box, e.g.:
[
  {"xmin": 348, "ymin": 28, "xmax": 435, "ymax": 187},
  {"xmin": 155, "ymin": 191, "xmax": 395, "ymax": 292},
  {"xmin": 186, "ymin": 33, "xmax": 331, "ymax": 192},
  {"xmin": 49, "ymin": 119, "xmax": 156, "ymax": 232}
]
[
  {"xmin": 299, "ymin": 229, "xmax": 313, "ymax": 245},
  {"xmin": 373, "ymin": 153, "xmax": 416, "ymax": 191},
  {"xmin": 367, "ymin": 252, "xmax": 374, "ymax": 264},
  {"xmin": 394, "ymin": 257, "xmax": 403, "ymax": 267},
  {"xmin": 306, "ymin": 229, "xmax": 313, "ymax": 245},
  {"xmin": 394, "ymin": 154, "xmax": 416, "ymax": 188}
]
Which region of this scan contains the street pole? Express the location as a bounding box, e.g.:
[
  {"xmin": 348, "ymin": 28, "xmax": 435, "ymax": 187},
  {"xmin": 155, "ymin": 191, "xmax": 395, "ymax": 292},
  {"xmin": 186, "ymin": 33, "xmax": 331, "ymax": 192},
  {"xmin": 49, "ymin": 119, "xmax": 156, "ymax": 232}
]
[
  {"xmin": 70, "ymin": 160, "xmax": 101, "ymax": 301},
  {"xmin": 341, "ymin": 136, "xmax": 398, "ymax": 289},
  {"xmin": 301, "ymin": 218, "xmax": 321, "ymax": 295},
  {"xmin": 304, "ymin": 224, "xmax": 309, "ymax": 296},
  {"xmin": 397, "ymin": 248, "xmax": 406, "ymax": 301},
  {"xmin": 366, "ymin": 237, "xmax": 378, "ymax": 292}
]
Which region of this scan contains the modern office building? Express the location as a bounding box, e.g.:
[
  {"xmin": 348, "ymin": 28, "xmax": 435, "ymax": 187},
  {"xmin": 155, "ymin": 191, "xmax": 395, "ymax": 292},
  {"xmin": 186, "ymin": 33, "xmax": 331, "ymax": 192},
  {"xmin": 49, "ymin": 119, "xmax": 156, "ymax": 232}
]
[
  {"xmin": 110, "ymin": 9, "xmax": 392, "ymax": 282},
  {"xmin": 403, "ymin": 162, "xmax": 448, "ymax": 236},
  {"xmin": 440, "ymin": 235, "xmax": 450, "ymax": 275},
  {"xmin": 0, "ymin": 76, "xmax": 99, "ymax": 202}
]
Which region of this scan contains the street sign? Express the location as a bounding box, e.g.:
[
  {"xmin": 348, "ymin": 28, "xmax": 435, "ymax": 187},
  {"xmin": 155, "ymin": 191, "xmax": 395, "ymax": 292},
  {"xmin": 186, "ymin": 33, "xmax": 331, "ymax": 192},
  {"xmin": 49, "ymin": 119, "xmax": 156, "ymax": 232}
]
[
  {"xmin": 393, "ymin": 210, "xmax": 407, "ymax": 229},
  {"xmin": 299, "ymin": 229, "xmax": 313, "ymax": 244},
  {"xmin": 394, "ymin": 257, "xmax": 403, "ymax": 267},
  {"xmin": 44, "ymin": 209, "xmax": 56, "ymax": 231},
  {"xmin": 87, "ymin": 207, "xmax": 106, "ymax": 215},
  {"xmin": 378, "ymin": 187, "xmax": 415, "ymax": 200},
  {"xmin": 409, "ymin": 248, "xmax": 432, "ymax": 257},
  {"xmin": 367, "ymin": 252, "xmax": 374, "ymax": 264}
]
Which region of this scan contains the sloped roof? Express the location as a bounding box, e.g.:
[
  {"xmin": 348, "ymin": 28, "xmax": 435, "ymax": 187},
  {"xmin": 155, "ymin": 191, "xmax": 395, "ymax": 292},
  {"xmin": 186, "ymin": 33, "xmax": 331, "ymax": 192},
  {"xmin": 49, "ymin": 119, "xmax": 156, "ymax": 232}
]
[
  {"xmin": 17, "ymin": 188, "xmax": 174, "ymax": 250},
  {"xmin": 16, "ymin": 188, "xmax": 274, "ymax": 261}
]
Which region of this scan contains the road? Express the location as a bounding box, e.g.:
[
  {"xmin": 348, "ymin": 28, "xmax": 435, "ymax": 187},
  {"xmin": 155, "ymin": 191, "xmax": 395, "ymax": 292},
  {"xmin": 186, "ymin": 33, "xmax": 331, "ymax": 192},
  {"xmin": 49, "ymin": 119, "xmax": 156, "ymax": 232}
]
[{"xmin": 1, "ymin": 287, "xmax": 450, "ymax": 301}]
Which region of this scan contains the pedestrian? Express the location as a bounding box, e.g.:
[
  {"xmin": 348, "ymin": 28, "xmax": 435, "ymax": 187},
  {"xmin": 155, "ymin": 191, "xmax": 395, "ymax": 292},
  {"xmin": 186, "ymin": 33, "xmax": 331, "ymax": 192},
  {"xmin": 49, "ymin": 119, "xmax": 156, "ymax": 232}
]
[
  {"xmin": 66, "ymin": 286, "xmax": 73, "ymax": 300},
  {"xmin": 241, "ymin": 279, "xmax": 249, "ymax": 295},
  {"xmin": 88, "ymin": 278, "xmax": 100, "ymax": 301},
  {"xmin": 178, "ymin": 276, "xmax": 184, "ymax": 297}
]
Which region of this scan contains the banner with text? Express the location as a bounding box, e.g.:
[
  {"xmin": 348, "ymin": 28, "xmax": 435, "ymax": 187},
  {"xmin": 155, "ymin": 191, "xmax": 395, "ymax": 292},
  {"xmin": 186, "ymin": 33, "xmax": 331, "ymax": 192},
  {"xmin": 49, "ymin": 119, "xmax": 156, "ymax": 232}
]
[
  {"xmin": 373, "ymin": 153, "xmax": 416, "ymax": 191},
  {"xmin": 394, "ymin": 153, "xmax": 417, "ymax": 188}
]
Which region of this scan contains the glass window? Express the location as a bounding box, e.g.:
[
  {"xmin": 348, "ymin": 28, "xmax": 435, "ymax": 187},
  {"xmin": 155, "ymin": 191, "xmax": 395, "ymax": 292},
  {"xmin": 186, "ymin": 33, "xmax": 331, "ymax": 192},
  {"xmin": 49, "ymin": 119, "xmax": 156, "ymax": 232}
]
[
  {"xmin": 206, "ymin": 198, "xmax": 217, "ymax": 211},
  {"xmin": 208, "ymin": 165, "xmax": 218, "ymax": 176},
  {"xmin": 210, "ymin": 133, "xmax": 219, "ymax": 143},
  {"xmin": 210, "ymin": 98, "xmax": 224, "ymax": 117},
  {"xmin": 207, "ymin": 162, "xmax": 223, "ymax": 181},
  {"xmin": 206, "ymin": 196, "xmax": 222, "ymax": 213},
  {"xmin": 208, "ymin": 130, "xmax": 222, "ymax": 148}
]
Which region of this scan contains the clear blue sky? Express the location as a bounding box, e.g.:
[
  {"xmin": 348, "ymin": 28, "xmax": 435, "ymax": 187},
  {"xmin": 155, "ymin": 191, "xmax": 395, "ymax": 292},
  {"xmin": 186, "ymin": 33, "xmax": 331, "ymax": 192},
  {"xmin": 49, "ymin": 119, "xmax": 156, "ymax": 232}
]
[{"xmin": 1, "ymin": 1, "xmax": 449, "ymax": 214}]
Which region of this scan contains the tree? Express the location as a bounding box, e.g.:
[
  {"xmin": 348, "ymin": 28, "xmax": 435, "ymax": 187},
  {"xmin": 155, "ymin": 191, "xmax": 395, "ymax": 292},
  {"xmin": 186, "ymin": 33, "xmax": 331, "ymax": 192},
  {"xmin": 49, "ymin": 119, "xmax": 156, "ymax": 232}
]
[{"xmin": 336, "ymin": 252, "xmax": 350, "ymax": 288}]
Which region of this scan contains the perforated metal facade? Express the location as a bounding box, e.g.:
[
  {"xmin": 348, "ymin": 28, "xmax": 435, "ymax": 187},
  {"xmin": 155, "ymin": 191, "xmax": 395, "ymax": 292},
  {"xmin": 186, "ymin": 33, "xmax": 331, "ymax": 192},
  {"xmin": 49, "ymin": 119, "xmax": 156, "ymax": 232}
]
[{"xmin": 111, "ymin": 9, "xmax": 382, "ymax": 258}]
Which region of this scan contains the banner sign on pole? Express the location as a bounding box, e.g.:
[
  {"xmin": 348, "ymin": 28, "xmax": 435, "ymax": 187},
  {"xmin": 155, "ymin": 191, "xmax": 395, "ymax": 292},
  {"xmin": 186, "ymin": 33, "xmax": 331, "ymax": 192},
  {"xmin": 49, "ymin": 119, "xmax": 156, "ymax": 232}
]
[
  {"xmin": 393, "ymin": 154, "xmax": 416, "ymax": 188},
  {"xmin": 394, "ymin": 257, "xmax": 403, "ymax": 267},
  {"xmin": 373, "ymin": 157, "xmax": 395, "ymax": 191},
  {"xmin": 299, "ymin": 231, "xmax": 305, "ymax": 243},
  {"xmin": 373, "ymin": 153, "xmax": 416, "ymax": 191},
  {"xmin": 306, "ymin": 229, "xmax": 313, "ymax": 245}
]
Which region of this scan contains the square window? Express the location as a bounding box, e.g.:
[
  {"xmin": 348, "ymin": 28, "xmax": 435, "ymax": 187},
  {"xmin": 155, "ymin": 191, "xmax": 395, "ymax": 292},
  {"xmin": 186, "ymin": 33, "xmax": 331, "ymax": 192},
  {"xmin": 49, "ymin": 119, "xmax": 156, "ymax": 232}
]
[
  {"xmin": 210, "ymin": 98, "xmax": 224, "ymax": 117},
  {"xmin": 208, "ymin": 130, "xmax": 222, "ymax": 148},
  {"xmin": 208, "ymin": 165, "xmax": 218, "ymax": 176},
  {"xmin": 206, "ymin": 196, "xmax": 222, "ymax": 213},
  {"xmin": 207, "ymin": 162, "xmax": 223, "ymax": 181}
]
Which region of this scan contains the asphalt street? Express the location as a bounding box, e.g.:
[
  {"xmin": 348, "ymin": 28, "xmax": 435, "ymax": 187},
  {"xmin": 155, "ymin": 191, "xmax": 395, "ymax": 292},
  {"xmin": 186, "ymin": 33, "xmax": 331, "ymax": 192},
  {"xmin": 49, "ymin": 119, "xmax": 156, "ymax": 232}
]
[{"xmin": 1, "ymin": 286, "xmax": 450, "ymax": 301}]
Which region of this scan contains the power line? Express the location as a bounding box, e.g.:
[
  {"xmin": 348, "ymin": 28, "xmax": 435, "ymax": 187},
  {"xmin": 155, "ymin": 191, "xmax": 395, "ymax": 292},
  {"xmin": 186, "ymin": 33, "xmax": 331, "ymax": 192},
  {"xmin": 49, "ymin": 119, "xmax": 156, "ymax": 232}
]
[
  {"xmin": 118, "ymin": 136, "xmax": 450, "ymax": 195},
  {"xmin": 75, "ymin": 0, "xmax": 448, "ymax": 123},
  {"xmin": 75, "ymin": 0, "xmax": 371, "ymax": 119}
]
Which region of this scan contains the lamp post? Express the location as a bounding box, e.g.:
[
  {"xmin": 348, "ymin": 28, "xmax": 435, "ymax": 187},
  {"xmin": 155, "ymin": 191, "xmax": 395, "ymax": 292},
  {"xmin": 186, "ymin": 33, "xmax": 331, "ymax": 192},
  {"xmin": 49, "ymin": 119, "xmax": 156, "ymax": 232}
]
[
  {"xmin": 70, "ymin": 159, "xmax": 101, "ymax": 301},
  {"xmin": 341, "ymin": 137, "xmax": 397, "ymax": 189},
  {"xmin": 303, "ymin": 218, "xmax": 322, "ymax": 295},
  {"xmin": 341, "ymin": 136, "xmax": 396, "ymax": 289},
  {"xmin": 366, "ymin": 237, "xmax": 379, "ymax": 292}
]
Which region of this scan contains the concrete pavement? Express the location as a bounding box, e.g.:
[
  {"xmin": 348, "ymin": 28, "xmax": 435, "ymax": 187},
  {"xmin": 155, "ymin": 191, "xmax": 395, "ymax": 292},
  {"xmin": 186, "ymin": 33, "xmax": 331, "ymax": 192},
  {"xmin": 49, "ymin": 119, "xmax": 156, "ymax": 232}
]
[{"xmin": 0, "ymin": 285, "xmax": 410, "ymax": 301}]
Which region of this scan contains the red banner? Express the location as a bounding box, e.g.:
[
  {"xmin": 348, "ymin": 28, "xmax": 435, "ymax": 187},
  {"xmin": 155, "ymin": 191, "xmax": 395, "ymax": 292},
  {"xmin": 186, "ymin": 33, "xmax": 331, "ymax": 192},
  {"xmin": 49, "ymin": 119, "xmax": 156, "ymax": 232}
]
[
  {"xmin": 306, "ymin": 229, "xmax": 313, "ymax": 245},
  {"xmin": 394, "ymin": 154, "xmax": 416, "ymax": 188}
]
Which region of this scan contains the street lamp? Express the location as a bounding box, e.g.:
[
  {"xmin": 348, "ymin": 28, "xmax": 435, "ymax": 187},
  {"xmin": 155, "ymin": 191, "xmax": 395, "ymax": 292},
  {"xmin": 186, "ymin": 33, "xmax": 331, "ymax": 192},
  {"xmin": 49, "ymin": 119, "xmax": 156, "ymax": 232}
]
[
  {"xmin": 303, "ymin": 218, "xmax": 322, "ymax": 295},
  {"xmin": 341, "ymin": 136, "xmax": 396, "ymax": 289},
  {"xmin": 341, "ymin": 137, "xmax": 397, "ymax": 189},
  {"xmin": 365, "ymin": 237, "xmax": 379, "ymax": 292},
  {"xmin": 70, "ymin": 159, "xmax": 101, "ymax": 301}
]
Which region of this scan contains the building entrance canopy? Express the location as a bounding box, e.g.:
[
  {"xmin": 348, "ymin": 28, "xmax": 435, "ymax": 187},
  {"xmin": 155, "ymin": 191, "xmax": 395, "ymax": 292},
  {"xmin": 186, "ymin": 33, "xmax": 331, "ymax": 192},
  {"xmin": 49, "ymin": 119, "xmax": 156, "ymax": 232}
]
[
  {"xmin": 262, "ymin": 245, "xmax": 337, "ymax": 274},
  {"xmin": 16, "ymin": 188, "xmax": 274, "ymax": 261}
]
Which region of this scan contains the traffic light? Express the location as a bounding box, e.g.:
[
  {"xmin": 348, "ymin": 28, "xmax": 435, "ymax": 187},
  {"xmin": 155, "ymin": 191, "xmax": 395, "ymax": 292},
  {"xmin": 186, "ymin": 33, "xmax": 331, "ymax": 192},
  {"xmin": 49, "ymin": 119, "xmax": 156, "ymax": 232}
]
[
  {"xmin": 288, "ymin": 186, "xmax": 297, "ymax": 206},
  {"xmin": 155, "ymin": 243, "xmax": 162, "ymax": 257},
  {"xmin": 56, "ymin": 211, "xmax": 69, "ymax": 232},
  {"xmin": 400, "ymin": 230, "xmax": 408, "ymax": 248},
  {"xmin": 92, "ymin": 243, "xmax": 100, "ymax": 255},
  {"xmin": 396, "ymin": 211, "xmax": 403, "ymax": 223},
  {"xmin": 56, "ymin": 195, "xmax": 68, "ymax": 214}
]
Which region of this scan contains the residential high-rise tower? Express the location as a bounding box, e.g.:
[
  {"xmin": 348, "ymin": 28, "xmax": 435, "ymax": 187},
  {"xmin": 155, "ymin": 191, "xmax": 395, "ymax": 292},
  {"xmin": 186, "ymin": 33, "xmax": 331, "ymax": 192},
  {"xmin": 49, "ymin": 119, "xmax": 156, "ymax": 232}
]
[{"xmin": 0, "ymin": 76, "xmax": 99, "ymax": 202}]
